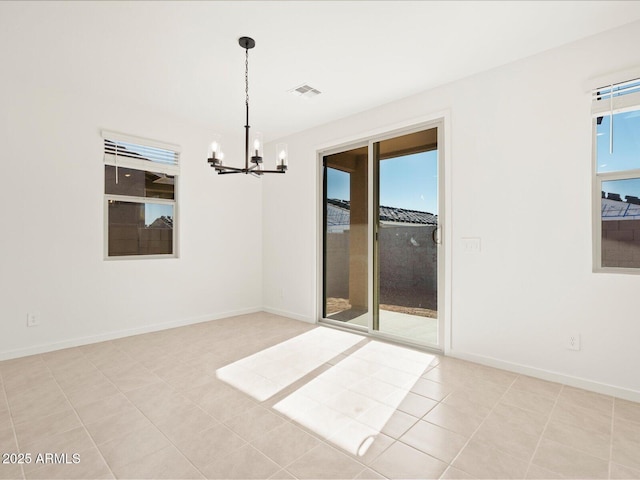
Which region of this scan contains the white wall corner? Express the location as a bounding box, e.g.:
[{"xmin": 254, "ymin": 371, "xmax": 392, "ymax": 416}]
[{"xmin": 262, "ymin": 306, "xmax": 316, "ymax": 324}]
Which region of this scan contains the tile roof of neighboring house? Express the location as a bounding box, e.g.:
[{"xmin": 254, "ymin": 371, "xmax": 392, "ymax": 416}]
[
  {"xmin": 327, "ymin": 199, "xmax": 437, "ymax": 225},
  {"xmin": 149, "ymin": 216, "xmax": 173, "ymax": 228},
  {"xmin": 602, "ymin": 192, "xmax": 640, "ymax": 220}
]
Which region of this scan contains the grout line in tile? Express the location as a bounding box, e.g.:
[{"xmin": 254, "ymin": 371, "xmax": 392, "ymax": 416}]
[
  {"xmin": 77, "ymin": 344, "xmax": 219, "ymax": 479},
  {"xmin": 523, "ymin": 382, "xmax": 564, "ymax": 479},
  {"xmin": 354, "ymin": 465, "xmax": 386, "ymax": 480},
  {"xmin": 264, "ymin": 352, "xmax": 404, "ymax": 478},
  {"xmin": 444, "ymin": 372, "xmax": 519, "ymax": 475},
  {"xmin": 283, "ymin": 352, "xmax": 450, "ymax": 478},
  {"xmin": 0, "ymin": 365, "xmax": 26, "ymax": 480},
  {"xmin": 341, "ymin": 363, "xmax": 460, "ymax": 478},
  {"xmin": 38, "ymin": 357, "xmax": 114, "ymax": 480},
  {"xmin": 608, "ymin": 398, "xmax": 615, "ymax": 480},
  {"xmin": 83, "ymin": 336, "xmax": 275, "ymax": 476},
  {"xmin": 288, "ymin": 436, "xmax": 369, "ymax": 475},
  {"xmin": 274, "ymin": 403, "xmax": 371, "ymax": 475},
  {"xmin": 247, "ymin": 430, "xmax": 308, "ymax": 471},
  {"xmin": 279, "ymin": 469, "xmax": 302, "ymax": 480}
]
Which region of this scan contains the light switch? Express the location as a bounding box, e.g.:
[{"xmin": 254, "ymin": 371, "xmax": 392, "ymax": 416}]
[{"xmin": 462, "ymin": 237, "xmax": 481, "ymax": 253}]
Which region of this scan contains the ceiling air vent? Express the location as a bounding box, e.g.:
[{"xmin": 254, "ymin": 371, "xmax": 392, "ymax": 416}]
[{"xmin": 289, "ymin": 83, "xmax": 321, "ymax": 99}]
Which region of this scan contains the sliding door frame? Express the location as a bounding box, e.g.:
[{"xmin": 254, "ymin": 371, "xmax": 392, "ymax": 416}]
[
  {"xmin": 320, "ymin": 140, "xmax": 369, "ymax": 334},
  {"xmin": 369, "ymin": 121, "xmax": 444, "ymax": 351},
  {"xmin": 316, "ymin": 113, "xmax": 452, "ymax": 354}
]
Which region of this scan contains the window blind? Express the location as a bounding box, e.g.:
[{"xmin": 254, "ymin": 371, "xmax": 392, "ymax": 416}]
[
  {"xmin": 101, "ymin": 130, "xmax": 180, "ymax": 176},
  {"xmin": 591, "ymin": 77, "xmax": 640, "ymax": 116},
  {"xmin": 591, "ymin": 76, "xmax": 640, "ymax": 155}
]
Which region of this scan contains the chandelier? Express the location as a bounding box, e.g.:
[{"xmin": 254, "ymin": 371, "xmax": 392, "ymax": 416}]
[{"xmin": 207, "ymin": 37, "xmax": 288, "ymax": 176}]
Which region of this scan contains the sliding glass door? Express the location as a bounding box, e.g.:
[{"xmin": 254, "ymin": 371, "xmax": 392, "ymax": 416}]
[
  {"xmin": 321, "ymin": 123, "xmax": 443, "ymax": 350},
  {"xmin": 323, "ymin": 145, "xmax": 369, "ymax": 328},
  {"xmin": 373, "ymin": 128, "xmax": 440, "ymax": 346}
]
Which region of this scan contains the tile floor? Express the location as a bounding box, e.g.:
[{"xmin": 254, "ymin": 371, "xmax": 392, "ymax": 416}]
[{"xmin": 0, "ymin": 312, "xmax": 639, "ymax": 479}]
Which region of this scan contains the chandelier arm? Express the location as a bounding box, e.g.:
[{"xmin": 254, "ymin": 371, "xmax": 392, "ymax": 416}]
[{"xmin": 215, "ymin": 165, "xmax": 244, "ymax": 173}]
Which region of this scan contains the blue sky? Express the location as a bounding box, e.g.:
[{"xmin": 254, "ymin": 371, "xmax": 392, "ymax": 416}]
[
  {"xmin": 598, "ymin": 110, "xmax": 640, "ymax": 199},
  {"xmin": 327, "ymin": 150, "xmax": 438, "ymax": 214},
  {"xmin": 145, "ymin": 204, "xmax": 173, "ymax": 226}
]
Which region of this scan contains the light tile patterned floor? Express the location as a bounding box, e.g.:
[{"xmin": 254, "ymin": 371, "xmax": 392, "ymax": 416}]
[{"xmin": 0, "ymin": 312, "xmax": 639, "ymax": 479}]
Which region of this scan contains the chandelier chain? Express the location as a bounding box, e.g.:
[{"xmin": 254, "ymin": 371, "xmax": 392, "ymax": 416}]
[{"xmin": 245, "ymin": 48, "xmax": 249, "ymax": 107}]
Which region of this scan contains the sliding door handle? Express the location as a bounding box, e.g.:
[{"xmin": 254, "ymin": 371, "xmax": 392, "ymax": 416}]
[{"xmin": 431, "ymin": 226, "xmax": 441, "ymax": 245}]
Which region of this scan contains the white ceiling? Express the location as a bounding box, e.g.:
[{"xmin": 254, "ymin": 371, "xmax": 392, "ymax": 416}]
[{"xmin": 3, "ymin": 1, "xmax": 640, "ymax": 141}]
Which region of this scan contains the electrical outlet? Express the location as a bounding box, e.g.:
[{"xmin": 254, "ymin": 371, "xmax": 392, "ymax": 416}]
[
  {"xmin": 568, "ymin": 333, "xmax": 580, "ymax": 351},
  {"xmin": 27, "ymin": 313, "xmax": 39, "ymax": 327}
]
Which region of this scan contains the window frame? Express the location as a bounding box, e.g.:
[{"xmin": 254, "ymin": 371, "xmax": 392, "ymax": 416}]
[
  {"xmin": 102, "ymin": 130, "xmax": 180, "ymax": 260},
  {"xmin": 591, "ymin": 82, "xmax": 640, "ymax": 274}
]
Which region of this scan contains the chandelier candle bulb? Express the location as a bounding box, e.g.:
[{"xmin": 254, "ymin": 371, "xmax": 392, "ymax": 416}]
[
  {"xmin": 208, "ymin": 135, "xmax": 223, "ymax": 166},
  {"xmin": 276, "ymin": 143, "xmax": 288, "ymax": 170},
  {"xmin": 210, "ymin": 135, "xmax": 221, "ymax": 155},
  {"xmin": 251, "ymin": 132, "xmax": 263, "ymax": 164}
]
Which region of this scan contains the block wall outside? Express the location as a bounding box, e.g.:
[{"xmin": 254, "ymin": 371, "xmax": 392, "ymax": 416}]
[
  {"xmin": 108, "ymin": 226, "xmax": 173, "ymax": 256},
  {"xmin": 325, "ymin": 224, "xmax": 437, "ymax": 309},
  {"xmin": 325, "ymin": 231, "xmax": 350, "ymax": 298},
  {"xmin": 602, "ymin": 219, "xmax": 640, "ymax": 268}
]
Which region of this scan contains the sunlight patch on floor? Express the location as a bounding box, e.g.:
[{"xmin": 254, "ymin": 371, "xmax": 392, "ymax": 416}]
[
  {"xmin": 216, "ymin": 327, "xmax": 363, "ymax": 401},
  {"xmin": 274, "ymin": 340, "xmax": 437, "ymax": 456}
]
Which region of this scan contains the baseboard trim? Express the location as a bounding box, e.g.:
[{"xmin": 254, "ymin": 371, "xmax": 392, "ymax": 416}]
[
  {"xmin": 449, "ymin": 349, "xmax": 640, "ymax": 403},
  {"xmin": 262, "ymin": 306, "xmax": 315, "ymax": 324},
  {"xmin": 0, "ymin": 307, "xmax": 261, "ymax": 362}
]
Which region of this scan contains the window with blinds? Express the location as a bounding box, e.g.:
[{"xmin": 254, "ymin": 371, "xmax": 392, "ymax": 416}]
[
  {"xmin": 592, "ymin": 75, "xmax": 640, "ymax": 271},
  {"xmin": 102, "ymin": 130, "xmax": 180, "ymax": 259}
]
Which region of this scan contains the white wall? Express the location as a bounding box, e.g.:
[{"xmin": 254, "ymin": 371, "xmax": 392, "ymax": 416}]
[
  {"xmin": 0, "ymin": 82, "xmax": 263, "ymax": 359},
  {"xmin": 262, "ymin": 21, "xmax": 640, "ymax": 399}
]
